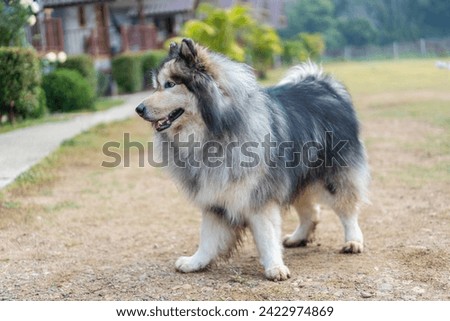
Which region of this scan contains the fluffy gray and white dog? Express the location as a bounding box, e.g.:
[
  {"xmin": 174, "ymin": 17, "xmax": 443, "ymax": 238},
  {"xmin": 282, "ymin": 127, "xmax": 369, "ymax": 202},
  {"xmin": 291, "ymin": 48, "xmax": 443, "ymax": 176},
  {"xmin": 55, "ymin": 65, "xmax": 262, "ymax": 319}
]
[{"xmin": 136, "ymin": 39, "xmax": 369, "ymax": 281}]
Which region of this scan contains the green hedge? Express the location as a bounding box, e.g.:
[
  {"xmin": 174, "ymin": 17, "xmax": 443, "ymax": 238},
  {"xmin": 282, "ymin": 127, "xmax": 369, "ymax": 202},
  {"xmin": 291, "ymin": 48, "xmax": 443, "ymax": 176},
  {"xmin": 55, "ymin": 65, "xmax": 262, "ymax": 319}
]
[
  {"xmin": 42, "ymin": 69, "xmax": 95, "ymax": 112},
  {"xmin": 111, "ymin": 51, "xmax": 167, "ymax": 93},
  {"xmin": 141, "ymin": 50, "xmax": 166, "ymax": 88},
  {"xmin": 57, "ymin": 54, "xmax": 97, "ymax": 94},
  {"xmin": 0, "ymin": 47, "xmax": 47, "ymax": 122},
  {"xmin": 111, "ymin": 53, "xmax": 143, "ymax": 93},
  {"xmin": 96, "ymin": 70, "xmax": 111, "ymax": 97}
]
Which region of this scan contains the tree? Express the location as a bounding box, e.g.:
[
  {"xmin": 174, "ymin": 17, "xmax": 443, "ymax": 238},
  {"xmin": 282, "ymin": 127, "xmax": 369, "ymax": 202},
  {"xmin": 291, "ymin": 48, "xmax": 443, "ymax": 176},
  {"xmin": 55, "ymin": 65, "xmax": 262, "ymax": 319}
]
[
  {"xmin": 181, "ymin": 4, "xmax": 253, "ymax": 61},
  {"xmin": 180, "ymin": 4, "xmax": 282, "ymax": 77},
  {"xmin": 417, "ymin": 0, "xmax": 450, "ymax": 38},
  {"xmin": 0, "ymin": 48, "xmax": 44, "ymax": 123},
  {"xmin": 282, "ymin": 33, "xmax": 325, "ymax": 64},
  {"xmin": 337, "ymin": 18, "xmax": 377, "ymax": 46},
  {"xmin": 279, "ymin": 0, "xmax": 345, "ymax": 50},
  {"xmin": 0, "ymin": 0, "xmax": 39, "ymax": 47},
  {"xmin": 345, "ymin": 0, "xmax": 450, "ymax": 43},
  {"xmin": 280, "ymin": 0, "xmax": 335, "ymax": 39},
  {"xmin": 246, "ymin": 24, "xmax": 282, "ymax": 78},
  {"xmin": 298, "ymin": 33, "xmax": 325, "ymax": 60},
  {"xmin": 279, "ymin": 0, "xmax": 450, "ymax": 50}
]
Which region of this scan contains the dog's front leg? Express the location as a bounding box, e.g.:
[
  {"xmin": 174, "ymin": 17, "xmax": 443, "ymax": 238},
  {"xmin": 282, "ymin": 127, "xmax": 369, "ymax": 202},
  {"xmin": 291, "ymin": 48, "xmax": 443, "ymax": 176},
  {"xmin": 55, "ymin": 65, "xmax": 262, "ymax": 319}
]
[
  {"xmin": 176, "ymin": 210, "xmax": 237, "ymax": 273},
  {"xmin": 248, "ymin": 203, "xmax": 290, "ymax": 281}
]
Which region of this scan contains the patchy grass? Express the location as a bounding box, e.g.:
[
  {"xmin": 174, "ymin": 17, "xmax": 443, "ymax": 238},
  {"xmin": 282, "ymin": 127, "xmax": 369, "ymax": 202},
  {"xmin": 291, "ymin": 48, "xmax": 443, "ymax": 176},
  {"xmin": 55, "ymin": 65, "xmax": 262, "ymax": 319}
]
[
  {"xmin": 0, "ymin": 116, "xmax": 151, "ymax": 229},
  {"xmin": 370, "ymin": 100, "xmax": 450, "ymax": 186},
  {"xmin": 11, "ymin": 155, "xmax": 60, "ymax": 194},
  {"xmin": 367, "ymin": 100, "xmax": 450, "ymax": 128},
  {"xmin": 44, "ymin": 201, "xmax": 80, "ymax": 213},
  {"xmin": 4, "ymin": 118, "xmax": 146, "ymax": 197},
  {"xmin": 393, "ymin": 163, "xmax": 450, "ymax": 187},
  {"xmin": 1, "ymin": 107, "xmax": 129, "ymax": 219},
  {"xmin": 324, "ymin": 59, "xmax": 450, "ymax": 95},
  {"xmin": 369, "ymin": 99, "xmax": 450, "ymax": 159},
  {"xmin": 1, "ymin": 201, "xmax": 21, "ymax": 209},
  {"xmin": 93, "ymin": 98, "xmax": 125, "ymax": 111},
  {"xmin": 263, "ymin": 58, "xmax": 450, "ymax": 96}
]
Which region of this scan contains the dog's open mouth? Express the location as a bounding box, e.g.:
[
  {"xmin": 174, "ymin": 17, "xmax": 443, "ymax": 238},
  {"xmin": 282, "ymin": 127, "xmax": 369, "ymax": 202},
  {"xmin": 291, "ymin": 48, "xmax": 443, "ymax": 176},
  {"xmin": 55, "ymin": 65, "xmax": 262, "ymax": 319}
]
[{"xmin": 152, "ymin": 108, "xmax": 185, "ymax": 132}]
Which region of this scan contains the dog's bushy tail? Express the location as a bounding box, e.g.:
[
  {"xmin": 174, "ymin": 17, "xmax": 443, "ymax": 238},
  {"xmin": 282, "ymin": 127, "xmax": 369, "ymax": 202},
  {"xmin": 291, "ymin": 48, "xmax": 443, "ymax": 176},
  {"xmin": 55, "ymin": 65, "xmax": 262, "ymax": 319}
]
[
  {"xmin": 277, "ymin": 61, "xmax": 352, "ymax": 105},
  {"xmin": 277, "ymin": 61, "xmax": 323, "ymax": 86}
]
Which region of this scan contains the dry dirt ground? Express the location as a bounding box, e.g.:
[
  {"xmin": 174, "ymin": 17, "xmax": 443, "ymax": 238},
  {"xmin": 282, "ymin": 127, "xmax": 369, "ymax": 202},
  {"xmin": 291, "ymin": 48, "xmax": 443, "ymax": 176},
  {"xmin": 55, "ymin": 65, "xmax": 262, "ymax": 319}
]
[{"xmin": 0, "ymin": 87, "xmax": 449, "ymax": 301}]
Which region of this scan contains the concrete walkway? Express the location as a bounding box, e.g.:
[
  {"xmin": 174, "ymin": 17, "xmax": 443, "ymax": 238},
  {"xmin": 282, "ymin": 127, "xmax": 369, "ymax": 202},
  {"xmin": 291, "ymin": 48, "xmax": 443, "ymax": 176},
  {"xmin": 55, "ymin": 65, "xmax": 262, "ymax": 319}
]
[{"xmin": 0, "ymin": 92, "xmax": 148, "ymax": 189}]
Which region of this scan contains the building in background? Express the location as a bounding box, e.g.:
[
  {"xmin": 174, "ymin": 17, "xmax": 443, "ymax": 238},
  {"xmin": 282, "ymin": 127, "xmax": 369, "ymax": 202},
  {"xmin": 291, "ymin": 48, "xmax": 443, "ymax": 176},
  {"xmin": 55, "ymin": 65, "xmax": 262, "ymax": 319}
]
[
  {"xmin": 29, "ymin": 0, "xmax": 199, "ymax": 59},
  {"xmin": 109, "ymin": 0, "xmax": 199, "ymax": 53},
  {"xmin": 28, "ymin": 0, "xmax": 283, "ymax": 64},
  {"xmin": 31, "ymin": 0, "xmax": 115, "ymax": 56}
]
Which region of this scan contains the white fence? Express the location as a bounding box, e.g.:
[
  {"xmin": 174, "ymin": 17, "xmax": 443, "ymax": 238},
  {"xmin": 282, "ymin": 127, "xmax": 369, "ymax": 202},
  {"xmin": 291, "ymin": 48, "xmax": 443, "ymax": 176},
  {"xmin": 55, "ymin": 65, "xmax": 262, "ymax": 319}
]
[{"xmin": 326, "ymin": 37, "xmax": 450, "ymax": 60}]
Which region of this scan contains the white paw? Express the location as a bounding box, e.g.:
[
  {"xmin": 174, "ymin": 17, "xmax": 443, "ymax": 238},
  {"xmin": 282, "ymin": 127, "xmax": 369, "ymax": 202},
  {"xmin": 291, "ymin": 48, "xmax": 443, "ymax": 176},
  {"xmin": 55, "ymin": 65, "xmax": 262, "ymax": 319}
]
[
  {"xmin": 283, "ymin": 234, "xmax": 313, "ymax": 248},
  {"xmin": 340, "ymin": 241, "xmax": 364, "ymax": 254},
  {"xmin": 265, "ymin": 265, "xmax": 291, "ymax": 281},
  {"xmin": 175, "ymin": 256, "xmax": 207, "ymax": 273}
]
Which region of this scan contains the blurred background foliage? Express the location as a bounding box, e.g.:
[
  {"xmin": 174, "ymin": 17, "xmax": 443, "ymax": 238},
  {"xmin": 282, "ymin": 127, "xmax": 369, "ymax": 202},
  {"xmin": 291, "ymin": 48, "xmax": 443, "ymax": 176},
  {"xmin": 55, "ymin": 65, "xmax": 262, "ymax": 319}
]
[
  {"xmin": 167, "ymin": 4, "xmax": 323, "ymax": 78},
  {"xmin": 280, "ymin": 0, "xmax": 450, "ymax": 50}
]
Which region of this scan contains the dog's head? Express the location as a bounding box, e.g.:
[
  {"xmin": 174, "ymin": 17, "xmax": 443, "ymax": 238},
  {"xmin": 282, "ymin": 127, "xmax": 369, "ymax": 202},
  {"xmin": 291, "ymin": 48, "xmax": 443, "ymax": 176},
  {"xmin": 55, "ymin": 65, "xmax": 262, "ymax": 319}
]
[{"xmin": 136, "ymin": 38, "xmax": 218, "ymax": 134}]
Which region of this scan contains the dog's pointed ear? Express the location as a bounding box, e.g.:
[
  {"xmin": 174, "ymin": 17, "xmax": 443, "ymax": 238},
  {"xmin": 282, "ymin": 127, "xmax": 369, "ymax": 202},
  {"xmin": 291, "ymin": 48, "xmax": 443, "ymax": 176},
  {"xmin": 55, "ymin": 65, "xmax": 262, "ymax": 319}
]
[
  {"xmin": 179, "ymin": 38, "xmax": 197, "ymax": 66},
  {"xmin": 169, "ymin": 42, "xmax": 179, "ymax": 56}
]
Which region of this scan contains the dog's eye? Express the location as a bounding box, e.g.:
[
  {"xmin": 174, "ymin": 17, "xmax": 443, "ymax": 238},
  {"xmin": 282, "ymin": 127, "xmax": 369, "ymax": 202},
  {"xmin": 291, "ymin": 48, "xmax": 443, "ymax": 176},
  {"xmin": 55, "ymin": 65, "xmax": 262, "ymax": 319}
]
[{"xmin": 164, "ymin": 81, "xmax": 176, "ymax": 89}]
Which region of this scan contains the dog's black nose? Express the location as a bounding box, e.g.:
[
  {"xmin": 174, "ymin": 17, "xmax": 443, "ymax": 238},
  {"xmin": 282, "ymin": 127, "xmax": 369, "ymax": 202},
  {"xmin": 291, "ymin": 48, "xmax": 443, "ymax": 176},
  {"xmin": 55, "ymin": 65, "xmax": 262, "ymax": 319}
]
[{"xmin": 135, "ymin": 103, "xmax": 146, "ymax": 115}]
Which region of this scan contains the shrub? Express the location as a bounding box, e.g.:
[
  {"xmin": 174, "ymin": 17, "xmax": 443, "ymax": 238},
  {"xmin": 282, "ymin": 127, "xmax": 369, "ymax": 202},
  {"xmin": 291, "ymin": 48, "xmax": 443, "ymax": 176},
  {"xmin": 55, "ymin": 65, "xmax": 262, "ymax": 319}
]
[
  {"xmin": 181, "ymin": 4, "xmax": 254, "ymax": 62},
  {"xmin": 96, "ymin": 70, "xmax": 112, "ymax": 97},
  {"xmin": 0, "ymin": 1, "xmax": 37, "ymax": 47},
  {"xmin": 282, "ymin": 33, "xmax": 325, "ymax": 64},
  {"xmin": 42, "ymin": 69, "xmax": 95, "ymax": 112},
  {"xmin": 111, "ymin": 53, "xmax": 143, "ymax": 93},
  {"xmin": 246, "ymin": 24, "xmax": 282, "ymax": 79},
  {"xmin": 298, "ymin": 33, "xmax": 325, "ymax": 61},
  {"xmin": 28, "ymin": 87, "xmax": 47, "ymax": 118},
  {"xmin": 57, "ymin": 54, "xmax": 97, "ymax": 93},
  {"xmin": 282, "ymin": 40, "xmax": 299, "ymax": 65},
  {"xmin": 0, "ymin": 47, "xmax": 46, "ymax": 122},
  {"xmin": 141, "ymin": 50, "xmax": 166, "ymax": 88}
]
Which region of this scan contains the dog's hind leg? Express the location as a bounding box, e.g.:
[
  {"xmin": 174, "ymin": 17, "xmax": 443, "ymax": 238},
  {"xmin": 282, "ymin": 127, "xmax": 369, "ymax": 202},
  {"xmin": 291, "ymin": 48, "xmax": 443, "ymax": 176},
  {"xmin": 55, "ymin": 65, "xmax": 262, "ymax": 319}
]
[
  {"xmin": 175, "ymin": 210, "xmax": 238, "ymax": 273},
  {"xmin": 248, "ymin": 203, "xmax": 290, "ymax": 281},
  {"xmin": 330, "ymin": 191, "xmax": 364, "ymax": 254},
  {"xmin": 330, "ymin": 168, "xmax": 368, "ymax": 254},
  {"xmin": 335, "ymin": 208, "xmax": 364, "ymax": 254},
  {"xmin": 283, "ymin": 189, "xmax": 320, "ymax": 248}
]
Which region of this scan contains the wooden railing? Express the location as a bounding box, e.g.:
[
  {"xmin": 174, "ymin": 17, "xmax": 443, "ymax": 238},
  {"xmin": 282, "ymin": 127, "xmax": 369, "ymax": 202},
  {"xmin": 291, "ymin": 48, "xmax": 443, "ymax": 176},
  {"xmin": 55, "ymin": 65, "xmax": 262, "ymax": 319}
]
[
  {"xmin": 45, "ymin": 18, "xmax": 64, "ymax": 52},
  {"xmin": 86, "ymin": 27, "xmax": 111, "ymax": 56},
  {"xmin": 29, "ymin": 21, "xmax": 161, "ymax": 56},
  {"xmin": 28, "ymin": 18, "xmax": 64, "ymax": 53},
  {"xmin": 120, "ymin": 24, "xmax": 160, "ymax": 52}
]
